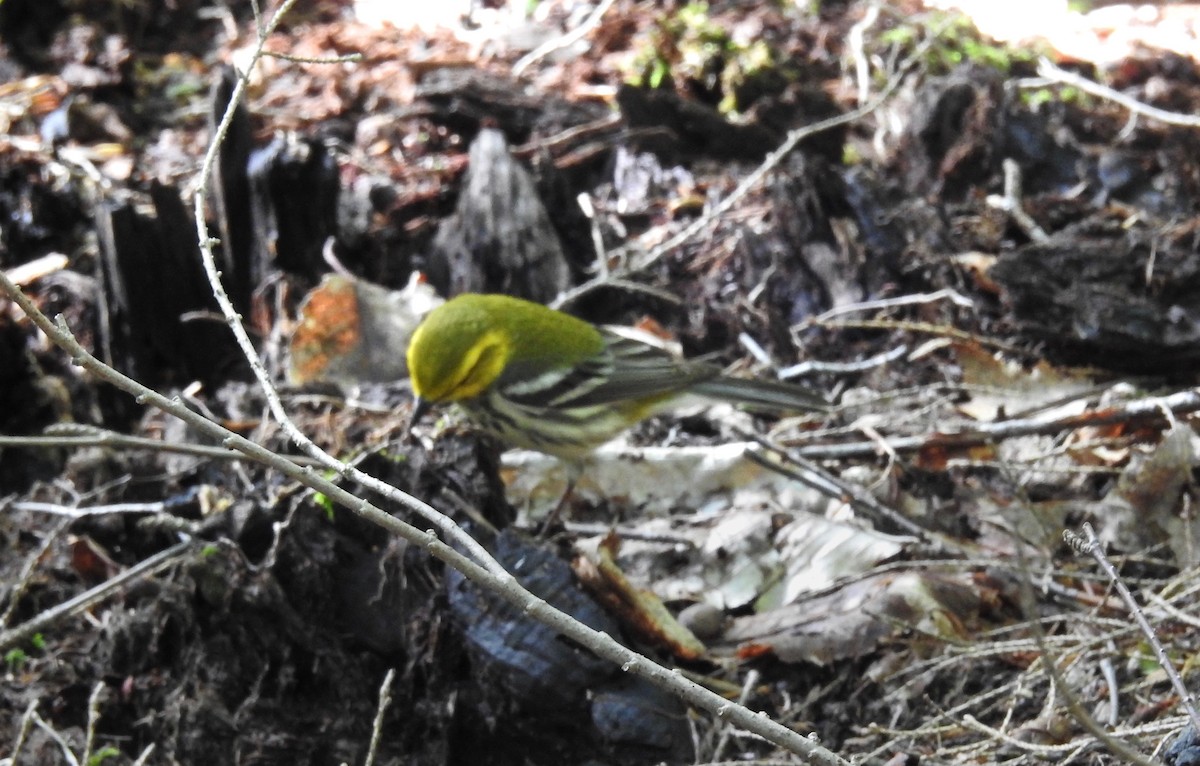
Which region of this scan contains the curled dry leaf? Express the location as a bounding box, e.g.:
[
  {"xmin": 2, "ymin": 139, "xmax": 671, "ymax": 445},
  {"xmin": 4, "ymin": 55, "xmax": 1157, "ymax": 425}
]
[{"xmin": 573, "ymin": 531, "xmax": 707, "ymax": 661}]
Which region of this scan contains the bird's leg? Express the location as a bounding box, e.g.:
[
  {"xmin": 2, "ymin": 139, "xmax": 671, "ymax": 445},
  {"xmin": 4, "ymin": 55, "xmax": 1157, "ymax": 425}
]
[{"xmin": 536, "ymin": 461, "xmax": 582, "ymax": 537}]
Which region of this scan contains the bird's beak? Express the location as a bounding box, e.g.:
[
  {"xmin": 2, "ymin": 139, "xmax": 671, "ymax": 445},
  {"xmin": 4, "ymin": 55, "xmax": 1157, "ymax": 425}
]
[{"xmin": 409, "ymin": 396, "xmax": 431, "ymax": 432}]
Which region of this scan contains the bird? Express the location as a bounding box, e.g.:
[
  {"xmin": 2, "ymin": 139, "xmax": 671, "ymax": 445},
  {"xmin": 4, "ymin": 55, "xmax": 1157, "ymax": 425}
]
[{"xmin": 406, "ymin": 293, "xmax": 829, "ymax": 461}]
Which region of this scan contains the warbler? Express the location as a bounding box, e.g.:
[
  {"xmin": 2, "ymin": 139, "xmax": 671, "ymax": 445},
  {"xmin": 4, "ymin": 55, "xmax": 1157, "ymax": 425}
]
[{"xmin": 406, "ymin": 293, "xmax": 829, "ymax": 459}]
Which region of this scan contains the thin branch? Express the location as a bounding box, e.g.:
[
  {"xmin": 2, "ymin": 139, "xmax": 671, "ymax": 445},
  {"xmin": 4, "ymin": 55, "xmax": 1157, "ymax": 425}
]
[
  {"xmin": 848, "ymin": 3, "xmax": 881, "ymax": 105},
  {"xmin": 12, "ymin": 500, "xmax": 201, "ymax": 518},
  {"xmin": 985, "ymin": 158, "xmax": 1050, "ymax": 242},
  {"xmin": 710, "ymin": 669, "xmax": 760, "ymax": 762},
  {"xmin": 131, "ymin": 744, "xmax": 157, "ymax": 766},
  {"xmin": 512, "ymin": 0, "xmax": 617, "ymax": 77},
  {"xmin": 0, "ymin": 272, "xmax": 850, "ymax": 766},
  {"xmin": 0, "ymin": 427, "xmax": 312, "ymax": 462},
  {"xmin": 8, "ymin": 699, "xmax": 39, "ymax": 766},
  {"xmin": 265, "ymin": 50, "xmax": 362, "ymax": 65},
  {"xmin": 809, "ymin": 288, "xmax": 975, "ymax": 324},
  {"xmin": 0, "ymin": 538, "xmax": 193, "ymax": 653},
  {"xmin": 0, "ymin": 516, "xmax": 71, "ymax": 629},
  {"xmin": 83, "ymin": 681, "xmax": 106, "ymax": 766},
  {"xmin": 1066, "ymin": 522, "xmax": 1200, "ymax": 731},
  {"xmin": 32, "ymin": 712, "xmax": 81, "ymax": 766},
  {"xmin": 190, "ymin": 0, "xmax": 504, "ymax": 577},
  {"xmin": 1011, "ymin": 519, "xmax": 1159, "ymax": 765},
  {"xmin": 778, "ymin": 344, "xmax": 906, "ymax": 380},
  {"xmin": 1036, "ymin": 58, "xmax": 1200, "ymax": 129},
  {"xmin": 806, "ymin": 317, "xmax": 1032, "ymax": 356},
  {"xmin": 363, "ymin": 668, "xmax": 396, "ymax": 766},
  {"xmin": 743, "ymin": 437, "xmax": 945, "ymax": 546},
  {"xmin": 782, "ymin": 389, "xmax": 1200, "ymax": 462},
  {"xmin": 961, "ymin": 713, "xmax": 1086, "ymax": 756}
]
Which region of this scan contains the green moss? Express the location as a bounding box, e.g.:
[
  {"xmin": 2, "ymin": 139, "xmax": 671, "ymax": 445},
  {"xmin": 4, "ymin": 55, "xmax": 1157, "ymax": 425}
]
[
  {"xmin": 5, "ymin": 648, "xmax": 28, "ymax": 670},
  {"xmin": 88, "ymin": 747, "xmax": 121, "ymax": 766},
  {"xmin": 625, "ymin": 1, "xmax": 794, "ymax": 117},
  {"xmin": 877, "ymin": 11, "xmax": 1047, "ymax": 78}
]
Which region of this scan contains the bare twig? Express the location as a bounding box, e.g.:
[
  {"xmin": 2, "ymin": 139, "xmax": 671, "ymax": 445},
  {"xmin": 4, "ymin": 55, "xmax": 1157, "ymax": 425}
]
[
  {"xmin": 0, "ymin": 539, "xmax": 193, "ymax": 653},
  {"xmin": 1099, "ymin": 653, "xmax": 1120, "ymax": 727},
  {"xmin": 0, "ymin": 516, "xmax": 71, "ymax": 629},
  {"xmin": 807, "ymin": 317, "xmax": 1030, "ymax": 356},
  {"xmin": 8, "ymin": 699, "xmax": 39, "ymax": 766},
  {"xmin": 2, "ymin": 252, "xmax": 69, "ymax": 284},
  {"xmin": 985, "ymin": 158, "xmax": 1050, "ymax": 242},
  {"xmin": 848, "ymin": 3, "xmax": 882, "ymax": 105},
  {"xmin": 783, "ymin": 389, "xmax": 1200, "ymax": 462},
  {"xmin": 743, "ymin": 435, "xmax": 949, "ymax": 547},
  {"xmin": 576, "ymin": 192, "xmax": 610, "ymax": 278},
  {"xmin": 1066, "ymin": 522, "xmax": 1200, "ymax": 731},
  {"xmin": 1147, "ymin": 591, "xmax": 1200, "ymax": 629},
  {"xmin": 363, "ymin": 668, "xmax": 395, "ymax": 766},
  {"xmin": 131, "ymin": 744, "xmax": 157, "ymax": 766},
  {"xmin": 810, "ymin": 288, "xmax": 975, "ymax": 324},
  {"xmin": 83, "ymin": 681, "xmax": 106, "ymax": 766},
  {"xmin": 32, "ymin": 711, "xmax": 81, "ymax": 766},
  {"xmin": 12, "ymin": 500, "xmax": 198, "ymax": 518},
  {"xmin": 961, "ymin": 713, "xmax": 1084, "ymax": 756},
  {"xmin": 512, "ymin": 0, "xmax": 617, "ymax": 77},
  {"xmin": 778, "ymin": 344, "xmax": 907, "ymax": 380},
  {"xmin": 710, "ymin": 669, "xmax": 760, "ymax": 762},
  {"xmin": 0, "ymin": 425, "xmax": 319, "ymax": 462},
  {"xmin": 1036, "ymin": 58, "xmax": 1200, "ymax": 129},
  {"xmin": 265, "ymin": 50, "xmax": 362, "ymax": 65},
  {"xmin": 1010, "ymin": 520, "xmax": 1159, "ymax": 765}
]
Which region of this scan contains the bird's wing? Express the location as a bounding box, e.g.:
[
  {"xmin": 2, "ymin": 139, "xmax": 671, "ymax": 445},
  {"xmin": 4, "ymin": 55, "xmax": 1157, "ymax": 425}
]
[{"xmin": 500, "ymin": 331, "xmax": 714, "ymax": 409}]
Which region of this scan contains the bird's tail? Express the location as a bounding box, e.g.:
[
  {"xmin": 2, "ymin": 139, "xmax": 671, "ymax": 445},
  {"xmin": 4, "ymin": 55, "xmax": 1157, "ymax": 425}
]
[{"xmin": 690, "ymin": 376, "xmax": 830, "ymax": 414}]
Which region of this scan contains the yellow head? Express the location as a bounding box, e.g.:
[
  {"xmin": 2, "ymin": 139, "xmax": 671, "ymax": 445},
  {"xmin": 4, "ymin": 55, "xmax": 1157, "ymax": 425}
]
[{"xmin": 406, "ymin": 293, "xmax": 605, "ymax": 404}]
